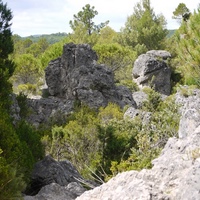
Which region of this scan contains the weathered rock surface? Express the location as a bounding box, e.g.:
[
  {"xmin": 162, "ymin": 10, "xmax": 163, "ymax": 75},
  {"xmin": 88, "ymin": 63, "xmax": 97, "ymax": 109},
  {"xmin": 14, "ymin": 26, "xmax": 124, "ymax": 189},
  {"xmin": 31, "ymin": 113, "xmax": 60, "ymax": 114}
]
[
  {"xmin": 25, "ymin": 155, "xmax": 87, "ymax": 196},
  {"xmin": 132, "ymin": 90, "xmax": 148, "ymax": 108},
  {"xmin": 10, "ymin": 94, "xmax": 21, "ymax": 125},
  {"xmin": 76, "ymin": 89, "xmax": 200, "ymax": 200},
  {"xmin": 45, "ymin": 43, "xmax": 136, "ymax": 109},
  {"xmin": 26, "ymin": 97, "xmax": 74, "ymax": 127},
  {"xmin": 133, "ymin": 50, "xmax": 171, "ymax": 95},
  {"xmin": 24, "ymin": 182, "xmax": 85, "ymax": 200},
  {"xmin": 176, "ymin": 87, "xmax": 200, "ymax": 139},
  {"xmin": 22, "ymin": 43, "xmax": 136, "ymax": 127}
]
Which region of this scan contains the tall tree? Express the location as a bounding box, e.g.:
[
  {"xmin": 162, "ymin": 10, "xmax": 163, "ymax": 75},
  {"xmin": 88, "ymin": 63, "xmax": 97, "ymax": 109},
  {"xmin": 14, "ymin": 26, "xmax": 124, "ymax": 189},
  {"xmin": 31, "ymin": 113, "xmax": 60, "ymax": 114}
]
[
  {"xmin": 0, "ymin": 0, "xmax": 15, "ymax": 108},
  {"xmin": 172, "ymin": 3, "xmax": 190, "ymax": 23},
  {"xmin": 174, "ymin": 9, "xmax": 200, "ymax": 86},
  {"xmin": 117, "ymin": 0, "xmax": 168, "ymax": 54},
  {"xmin": 69, "ymin": 4, "xmax": 109, "ymax": 35}
]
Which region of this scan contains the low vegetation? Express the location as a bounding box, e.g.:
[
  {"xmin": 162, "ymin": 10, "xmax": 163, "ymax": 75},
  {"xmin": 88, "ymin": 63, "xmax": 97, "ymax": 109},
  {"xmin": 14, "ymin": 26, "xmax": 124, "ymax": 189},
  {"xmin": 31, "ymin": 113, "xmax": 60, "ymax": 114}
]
[{"xmin": 1, "ymin": 0, "xmax": 200, "ymax": 198}]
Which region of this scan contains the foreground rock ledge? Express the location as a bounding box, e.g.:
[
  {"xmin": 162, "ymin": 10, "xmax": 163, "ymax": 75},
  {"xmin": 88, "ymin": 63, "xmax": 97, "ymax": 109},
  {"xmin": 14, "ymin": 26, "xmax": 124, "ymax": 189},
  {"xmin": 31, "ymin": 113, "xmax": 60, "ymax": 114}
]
[
  {"xmin": 76, "ymin": 134, "xmax": 200, "ymax": 200},
  {"xmin": 76, "ymin": 89, "xmax": 200, "ymax": 200}
]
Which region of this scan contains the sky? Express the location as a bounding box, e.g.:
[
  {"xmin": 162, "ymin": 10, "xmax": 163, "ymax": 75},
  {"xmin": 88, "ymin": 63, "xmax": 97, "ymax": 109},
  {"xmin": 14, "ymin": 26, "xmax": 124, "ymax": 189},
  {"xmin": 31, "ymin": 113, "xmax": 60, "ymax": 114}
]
[{"xmin": 4, "ymin": 0, "xmax": 200, "ymax": 37}]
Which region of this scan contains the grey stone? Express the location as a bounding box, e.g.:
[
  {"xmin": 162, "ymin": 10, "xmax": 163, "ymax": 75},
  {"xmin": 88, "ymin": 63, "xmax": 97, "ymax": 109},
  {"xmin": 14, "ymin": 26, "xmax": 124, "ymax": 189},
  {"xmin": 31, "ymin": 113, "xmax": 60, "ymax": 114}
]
[
  {"xmin": 45, "ymin": 43, "xmax": 136, "ymax": 109},
  {"xmin": 133, "ymin": 50, "xmax": 171, "ymax": 95},
  {"xmin": 176, "ymin": 86, "xmax": 200, "ymax": 139},
  {"xmin": 124, "ymin": 107, "xmax": 140, "ymax": 119},
  {"xmin": 26, "ymin": 155, "xmax": 85, "ymax": 195},
  {"xmin": 132, "ymin": 91, "xmax": 148, "ymax": 108},
  {"xmin": 24, "ymin": 182, "xmax": 85, "ymax": 200},
  {"xmin": 76, "ymin": 134, "xmax": 200, "ymax": 200},
  {"xmin": 26, "ymin": 97, "xmax": 74, "ymax": 127}
]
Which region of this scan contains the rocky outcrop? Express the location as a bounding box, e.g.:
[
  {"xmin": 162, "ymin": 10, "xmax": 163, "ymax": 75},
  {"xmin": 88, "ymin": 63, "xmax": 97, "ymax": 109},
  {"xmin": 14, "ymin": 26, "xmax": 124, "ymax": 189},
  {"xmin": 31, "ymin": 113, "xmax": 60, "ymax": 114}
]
[
  {"xmin": 24, "ymin": 182, "xmax": 85, "ymax": 200},
  {"xmin": 45, "ymin": 43, "xmax": 136, "ymax": 109},
  {"xmin": 25, "ymin": 155, "xmax": 89, "ymax": 197},
  {"xmin": 22, "ymin": 43, "xmax": 136, "ymax": 127},
  {"xmin": 133, "ymin": 50, "xmax": 171, "ymax": 95},
  {"xmin": 176, "ymin": 87, "xmax": 200, "ymax": 139},
  {"xmin": 26, "ymin": 97, "xmax": 74, "ymax": 127},
  {"xmin": 76, "ymin": 88, "xmax": 200, "ymax": 200}
]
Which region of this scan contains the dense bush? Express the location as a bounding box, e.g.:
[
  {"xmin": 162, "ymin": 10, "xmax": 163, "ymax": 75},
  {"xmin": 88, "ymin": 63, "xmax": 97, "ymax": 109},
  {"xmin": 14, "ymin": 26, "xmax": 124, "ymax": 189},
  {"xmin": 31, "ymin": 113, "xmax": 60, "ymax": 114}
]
[{"xmin": 109, "ymin": 90, "xmax": 180, "ymax": 175}]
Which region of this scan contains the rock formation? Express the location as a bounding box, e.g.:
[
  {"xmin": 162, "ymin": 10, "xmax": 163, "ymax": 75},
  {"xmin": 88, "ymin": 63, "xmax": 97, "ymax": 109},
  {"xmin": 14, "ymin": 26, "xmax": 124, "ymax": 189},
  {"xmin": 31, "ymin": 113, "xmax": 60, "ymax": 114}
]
[
  {"xmin": 76, "ymin": 88, "xmax": 200, "ymax": 200},
  {"xmin": 25, "ymin": 155, "xmax": 86, "ymax": 195},
  {"xmin": 26, "ymin": 97, "xmax": 74, "ymax": 127},
  {"xmin": 45, "ymin": 43, "xmax": 136, "ymax": 109},
  {"xmin": 24, "ymin": 155, "xmax": 97, "ymax": 200},
  {"xmin": 23, "ymin": 43, "xmax": 136, "ymax": 127},
  {"xmin": 133, "ymin": 50, "xmax": 171, "ymax": 95},
  {"xmin": 24, "ymin": 182, "xmax": 85, "ymax": 200}
]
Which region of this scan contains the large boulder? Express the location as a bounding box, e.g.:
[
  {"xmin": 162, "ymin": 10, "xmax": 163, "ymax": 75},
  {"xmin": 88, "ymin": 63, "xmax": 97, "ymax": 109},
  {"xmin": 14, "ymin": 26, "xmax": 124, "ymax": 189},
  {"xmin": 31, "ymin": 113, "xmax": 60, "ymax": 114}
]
[
  {"xmin": 45, "ymin": 43, "xmax": 136, "ymax": 109},
  {"xmin": 76, "ymin": 89, "xmax": 200, "ymax": 200},
  {"xmin": 25, "ymin": 155, "xmax": 87, "ymax": 196},
  {"xmin": 24, "ymin": 182, "xmax": 85, "ymax": 200},
  {"xmin": 133, "ymin": 50, "xmax": 171, "ymax": 95}
]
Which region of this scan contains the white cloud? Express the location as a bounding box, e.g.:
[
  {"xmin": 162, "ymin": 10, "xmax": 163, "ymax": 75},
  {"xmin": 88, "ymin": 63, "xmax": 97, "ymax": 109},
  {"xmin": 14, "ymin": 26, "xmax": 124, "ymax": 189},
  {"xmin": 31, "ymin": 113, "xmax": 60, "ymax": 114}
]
[{"xmin": 4, "ymin": 0, "xmax": 200, "ymax": 36}]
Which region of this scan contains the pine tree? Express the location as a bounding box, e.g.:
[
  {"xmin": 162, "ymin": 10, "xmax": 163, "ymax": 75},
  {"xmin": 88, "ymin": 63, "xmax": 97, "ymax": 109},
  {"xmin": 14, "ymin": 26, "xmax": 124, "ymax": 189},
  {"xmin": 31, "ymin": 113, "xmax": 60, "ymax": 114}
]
[
  {"xmin": 117, "ymin": 0, "xmax": 168, "ymax": 54},
  {"xmin": 0, "ymin": 0, "xmax": 15, "ymax": 109},
  {"xmin": 172, "ymin": 3, "xmax": 190, "ymax": 23},
  {"xmin": 174, "ymin": 8, "xmax": 200, "ymax": 86},
  {"xmin": 69, "ymin": 4, "xmax": 109, "ymax": 35}
]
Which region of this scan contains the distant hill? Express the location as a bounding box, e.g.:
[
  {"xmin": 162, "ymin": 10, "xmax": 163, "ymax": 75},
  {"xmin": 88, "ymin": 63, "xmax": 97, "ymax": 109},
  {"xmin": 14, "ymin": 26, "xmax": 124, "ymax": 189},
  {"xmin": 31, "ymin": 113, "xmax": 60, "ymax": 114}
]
[
  {"xmin": 21, "ymin": 32, "xmax": 68, "ymax": 44},
  {"xmin": 19, "ymin": 30, "xmax": 176, "ymax": 44},
  {"xmin": 167, "ymin": 29, "xmax": 176, "ymax": 38}
]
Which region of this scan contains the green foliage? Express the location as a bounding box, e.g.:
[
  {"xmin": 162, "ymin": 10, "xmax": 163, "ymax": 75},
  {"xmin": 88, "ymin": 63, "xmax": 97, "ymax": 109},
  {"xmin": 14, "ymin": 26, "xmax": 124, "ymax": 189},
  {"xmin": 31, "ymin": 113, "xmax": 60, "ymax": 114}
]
[
  {"xmin": 49, "ymin": 105, "xmax": 101, "ymax": 178},
  {"xmin": 93, "ymin": 43, "xmax": 137, "ymax": 82},
  {"xmin": 22, "ymin": 33, "xmax": 68, "ymax": 44},
  {"xmin": 142, "ymin": 87, "xmax": 162, "ymax": 112},
  {"xmin": 16, "ymin": 83, "xmax": 40, "ymax": 96},
  {"xmin": 68, "ymin": 23, "xmax": 99, "ymax": 46},
  {"xmin": 16, "ymin": 92, "xmax": 30, "ymax": 118},
  {"xmin": 174, "ymin": 9, "xmax": 200, "ymax": 86},
  {"xmin": 15, "ymin": 121, "xmax": 44, "ymax": 167},
  {"xmin": 26, "ymin": 38, "xmax": 49, "ymax": 57},
  {"xmin": 12, "ymin": 53, "xmax": 43, "ymax": 84},
  {"xmin": 0, "ymin": 107, "xmax": 30, "ymax": 197},
  {"xmin": 117, "ymin": 0, "xmax": 168, "ymax": 54},
  {"xmin": 96, "ymin": 103, "xmax": 138, "ymax": 179},
  {"xmin": 0, "ymin": 149, "xmax": 25, "ymax": 200},
  {"xmin": 110, "ymin": 94, "xmax": 180, "ymax": 175},
  {"xmin": 13, "ymin": 37, "xmax": 33, "ymax": 55},
  {"xmin": 69, "ymin": 4, "xmax": 109, "ymax": 35},
  {"xmin": 69, "ymin": 4, "xmax": 109, "ymax": 46},
  {"xmin": 0, "ymin": 0, "xmax": 13, "ymax": 60},
  {"xmin": 98, "ymin": 102, "xmax": 123, "ymax": 124},
  {"xmin": 172, "ymin": 3, "xmax": 190, "ymax": 23},
  {"xmin": 0, "ymin": 108, "xmax": 22, "ymax": 163},
  {"xmin": 97, "ymin": 26, "xmax": 118, "ymax": 44},
  {"xmin": 40, "ymin": 37, "xmax": 70, "ymax": 69},
  {"xmin": 0, "ymin": 0, "xmax": 15, "ymax": 109},
  {"xmin": 0, "ymin": 1, "xmax": 45, "ymax": 197},
  {"xmin": 117, "ymin": 80, "xmax": 139, "ymax": 92}
]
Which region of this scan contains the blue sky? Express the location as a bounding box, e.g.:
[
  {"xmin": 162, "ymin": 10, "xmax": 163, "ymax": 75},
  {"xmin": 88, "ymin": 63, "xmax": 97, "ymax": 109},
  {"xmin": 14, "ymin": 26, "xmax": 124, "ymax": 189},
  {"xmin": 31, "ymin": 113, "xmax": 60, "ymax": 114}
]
[{"xmin": 4, "ymin": 0, "xmax": 200, "ymax": 37}]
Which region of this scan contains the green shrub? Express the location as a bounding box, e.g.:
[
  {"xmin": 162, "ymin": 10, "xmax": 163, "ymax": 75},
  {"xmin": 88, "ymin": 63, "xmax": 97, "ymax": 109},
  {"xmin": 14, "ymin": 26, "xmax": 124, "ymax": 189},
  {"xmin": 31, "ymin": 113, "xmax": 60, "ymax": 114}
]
[
  {"xmin": 0, "ymin": 149, "xmax": 25, "ymax": 200},
  {"xmin": 109, "ymin": 95, "xmax": 180, "ymax": 175}
]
